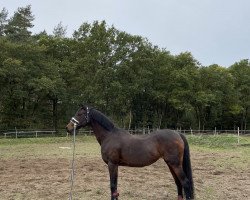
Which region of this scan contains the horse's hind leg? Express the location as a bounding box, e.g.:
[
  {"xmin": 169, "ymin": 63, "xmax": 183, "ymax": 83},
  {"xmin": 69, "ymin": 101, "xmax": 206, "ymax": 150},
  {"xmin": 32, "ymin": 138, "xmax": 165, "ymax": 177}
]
[
  {"xmin": 167, "ymin": 164, "xmax": 183, "ymax": 200},
  {"xmin": 170, "ymin": 165, "xmax": 193, "ymax": 200}
]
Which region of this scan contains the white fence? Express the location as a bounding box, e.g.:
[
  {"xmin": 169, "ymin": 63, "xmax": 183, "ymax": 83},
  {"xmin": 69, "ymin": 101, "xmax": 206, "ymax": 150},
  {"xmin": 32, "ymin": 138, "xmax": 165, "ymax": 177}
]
[
  {"xmin": 78, "ymin": 128, "xmax": 250, "ymax": 135},
  {"xmin": 2, "ymin": 130, "xmax": 56, "ymax": 138},
  {"xmin": 177, "ymin": 129, "xmax": 250, "ymax": 135},
  {"xmin": 1, "ymin": 128, "xmax": 249, "ymax": 139}
]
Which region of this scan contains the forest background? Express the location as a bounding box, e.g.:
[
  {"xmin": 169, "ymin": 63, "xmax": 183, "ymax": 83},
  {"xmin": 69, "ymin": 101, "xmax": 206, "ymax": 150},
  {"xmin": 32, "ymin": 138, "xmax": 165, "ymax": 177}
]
[{"xmin": 0, "ymin": 6, "xmax": 249, "ymax": 131}]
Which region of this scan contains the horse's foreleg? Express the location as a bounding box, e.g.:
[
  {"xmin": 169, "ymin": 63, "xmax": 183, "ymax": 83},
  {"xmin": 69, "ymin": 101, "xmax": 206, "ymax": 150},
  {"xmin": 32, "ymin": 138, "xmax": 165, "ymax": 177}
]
[{"xmin": 108, "ymin": 161, "xmax": 119, "ymax": 200}]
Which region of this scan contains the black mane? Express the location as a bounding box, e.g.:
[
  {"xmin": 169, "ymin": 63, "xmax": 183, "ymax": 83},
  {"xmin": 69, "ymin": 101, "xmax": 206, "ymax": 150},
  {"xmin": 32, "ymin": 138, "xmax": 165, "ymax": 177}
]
[{"xmin": 90, "ymin": 109, "xmax": 115, "ymax": 131}]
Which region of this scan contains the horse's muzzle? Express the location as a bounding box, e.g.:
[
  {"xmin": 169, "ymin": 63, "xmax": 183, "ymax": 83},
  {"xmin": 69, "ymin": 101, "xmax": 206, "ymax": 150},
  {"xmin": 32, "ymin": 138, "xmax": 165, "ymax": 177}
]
[{"xmin": 66, "ymin": 126, "xmax": 73, "ymax": 135}]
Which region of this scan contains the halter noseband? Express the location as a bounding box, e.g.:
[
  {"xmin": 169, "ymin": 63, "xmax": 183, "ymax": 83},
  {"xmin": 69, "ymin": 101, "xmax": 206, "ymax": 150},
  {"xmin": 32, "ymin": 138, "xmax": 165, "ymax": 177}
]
[{"xmin": 70, "ymin": 117, "xmax": 79, "ymax": 126}]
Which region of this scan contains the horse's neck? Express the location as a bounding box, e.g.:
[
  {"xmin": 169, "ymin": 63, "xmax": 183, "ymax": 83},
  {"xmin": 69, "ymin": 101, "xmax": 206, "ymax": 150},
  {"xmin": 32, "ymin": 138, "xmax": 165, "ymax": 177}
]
[{"xmin": 90, "ymin": 120, "xmax": 109, "ymax": 145}]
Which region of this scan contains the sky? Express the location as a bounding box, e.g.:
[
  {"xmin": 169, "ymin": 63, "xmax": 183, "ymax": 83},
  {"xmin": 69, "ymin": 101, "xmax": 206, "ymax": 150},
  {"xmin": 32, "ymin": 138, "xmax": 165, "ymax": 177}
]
[{"xmin": 1, "ymin": 0, "xmax": 250, "ymax": 67}]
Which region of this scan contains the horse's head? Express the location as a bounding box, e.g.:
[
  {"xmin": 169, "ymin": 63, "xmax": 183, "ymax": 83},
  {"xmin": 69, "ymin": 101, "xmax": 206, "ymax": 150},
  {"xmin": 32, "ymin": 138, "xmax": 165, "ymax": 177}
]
[{"xmin": 66, "ymin": 105, "xmax": 91, "ymax": 135}]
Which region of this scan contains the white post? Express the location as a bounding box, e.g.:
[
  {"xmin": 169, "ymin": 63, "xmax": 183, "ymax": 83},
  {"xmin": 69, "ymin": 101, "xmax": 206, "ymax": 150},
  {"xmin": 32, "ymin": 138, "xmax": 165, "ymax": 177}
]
[
  {"xmin": 214, "ymin": 127, "xmax": 217, "ymax": 136},
  {"xmin": 237, "ymin": 127, "xmax": 240, "ymax": 145},
  {"xmin": 15, "ymin": 127, "xmax": 18, "ymax": 139}
]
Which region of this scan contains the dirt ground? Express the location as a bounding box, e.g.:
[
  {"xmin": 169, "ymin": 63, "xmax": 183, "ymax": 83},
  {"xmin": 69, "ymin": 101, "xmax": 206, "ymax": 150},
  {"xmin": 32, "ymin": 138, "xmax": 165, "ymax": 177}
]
[{"xmin": 0, "ymin": 143, "xmax": 249, "ymax": 199}]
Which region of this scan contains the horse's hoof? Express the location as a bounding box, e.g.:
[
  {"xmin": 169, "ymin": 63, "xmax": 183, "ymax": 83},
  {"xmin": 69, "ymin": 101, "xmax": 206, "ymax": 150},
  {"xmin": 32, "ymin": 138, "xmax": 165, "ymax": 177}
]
[
  {"xmin": 112, "ymin": 191, "xmax": 119, "ymax": 198},
  {"xmin": 112, "ymin": 190, "xmax": 119, "ymax": 200},
  {"xmin": 177, "ymin": 195, "xmax": 183, "ymax": 200}
]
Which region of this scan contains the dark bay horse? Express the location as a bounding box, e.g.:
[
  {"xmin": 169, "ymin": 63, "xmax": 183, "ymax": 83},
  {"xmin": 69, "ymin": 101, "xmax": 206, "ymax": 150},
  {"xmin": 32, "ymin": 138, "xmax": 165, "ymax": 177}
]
[{"xmin": 66, "ymin": 105, "xmax": 194, "ymax": 200}]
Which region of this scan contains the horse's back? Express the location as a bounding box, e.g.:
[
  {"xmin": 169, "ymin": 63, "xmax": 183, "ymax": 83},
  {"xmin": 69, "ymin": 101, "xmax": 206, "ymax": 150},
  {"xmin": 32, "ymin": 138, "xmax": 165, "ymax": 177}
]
[
  {"xmin": 152, "ymin": 129, "xmax": 183, "ymax": 142},
  {"xmin": 119, "ymin": 129, "xmax": 184, "ymax": 150}
]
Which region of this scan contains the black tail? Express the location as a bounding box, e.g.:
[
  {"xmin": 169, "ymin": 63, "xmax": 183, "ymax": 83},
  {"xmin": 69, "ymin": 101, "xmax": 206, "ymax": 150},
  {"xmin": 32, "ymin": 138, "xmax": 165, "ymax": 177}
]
[{"xmin": 180, "ymin": 134, "xmax": 194, "ymax": 199}]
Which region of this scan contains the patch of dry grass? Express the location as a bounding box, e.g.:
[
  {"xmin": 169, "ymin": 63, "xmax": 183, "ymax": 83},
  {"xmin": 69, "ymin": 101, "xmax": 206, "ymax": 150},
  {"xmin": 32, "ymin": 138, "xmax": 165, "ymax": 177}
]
[{"xmin": 0, "ymin": 135, "xmax": 249, "ymax": 199}]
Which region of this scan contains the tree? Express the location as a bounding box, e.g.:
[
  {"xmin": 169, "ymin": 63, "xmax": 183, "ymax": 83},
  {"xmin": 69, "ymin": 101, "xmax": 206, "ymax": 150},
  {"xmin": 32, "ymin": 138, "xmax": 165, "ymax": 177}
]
[
  {"xmin": 0, "ymin": 36, "xmax": 52, "ymax": 129},
  {"xmin": 1, "ymin": 5, "xmax": 249, "ymax": 132},
  {"xmin": 166, "ymin": 52, "xmax": 199, "ymax": 129},
  {"xmin": 53, "ymin": 22, "xmax": 67, "ymax": 38},
  {"xmin": 192, "ymin": 65, "xmax": 236, "ymax": 130},
  {"xmin": 229, "ymin": 59, "xmax": 250, "ymax": 130},
  {"xmin": 73, "ymin": 21, "xmax": 136, "ymax": 114},
  {"xmin": 4, "ymin": 5, "xmax": 34, "ymax": 42},
  {"xmin": 0, "ymin": 54, "xmax": 27, "ymax": 128},
  {"xmin": 0, "ymin": 8, "xmax": 8, "ymax": 36},
  {"xmin": 35, "ymin": 34, "xmax": 75, "ymax": 130}
]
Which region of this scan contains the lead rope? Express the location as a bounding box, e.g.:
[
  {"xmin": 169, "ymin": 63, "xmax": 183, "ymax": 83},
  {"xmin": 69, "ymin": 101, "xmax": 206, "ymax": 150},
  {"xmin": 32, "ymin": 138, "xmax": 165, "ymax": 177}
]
[{"xmin": 68, "ymin": 123, "xmax": 77, "ymax": 200}]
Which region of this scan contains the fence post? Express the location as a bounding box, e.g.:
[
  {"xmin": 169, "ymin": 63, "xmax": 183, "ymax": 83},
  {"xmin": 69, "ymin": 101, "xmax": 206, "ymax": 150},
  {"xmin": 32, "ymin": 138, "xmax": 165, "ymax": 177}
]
[
  {"xmin": 15, "ymin": 127, "xmax": 18, "ymax": 139},
  {"xmin": 36, "ymin": 131, "xmax": 38, "ymax": 138},
  {"xmin": 147, "ymin": 126, "xmax": 150, "ymax": 134},
  {"xmin": 237, "ymin": 127, "xmax": 240, "ymax": 145}
]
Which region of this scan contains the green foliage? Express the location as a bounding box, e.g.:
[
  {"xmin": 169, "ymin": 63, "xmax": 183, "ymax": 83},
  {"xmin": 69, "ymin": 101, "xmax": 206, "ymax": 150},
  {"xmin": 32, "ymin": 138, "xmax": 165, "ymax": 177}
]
[{"xmin": 0, "ymin": 5, "xmax": 249, "ymax": 131}]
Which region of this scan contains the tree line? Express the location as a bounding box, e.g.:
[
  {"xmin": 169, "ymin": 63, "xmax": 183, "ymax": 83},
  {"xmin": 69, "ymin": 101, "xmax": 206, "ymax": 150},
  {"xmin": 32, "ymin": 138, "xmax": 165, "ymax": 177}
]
[{"xmin": 0, "ymin": 5, "xmax": 249, "ymax": 132}]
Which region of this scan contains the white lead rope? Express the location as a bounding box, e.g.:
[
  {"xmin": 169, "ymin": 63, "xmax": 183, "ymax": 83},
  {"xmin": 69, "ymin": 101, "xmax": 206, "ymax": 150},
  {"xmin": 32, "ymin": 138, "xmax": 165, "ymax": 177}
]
[{"xmin": 69, "ymin": 123, "xmax": 77, "ymax": 200}]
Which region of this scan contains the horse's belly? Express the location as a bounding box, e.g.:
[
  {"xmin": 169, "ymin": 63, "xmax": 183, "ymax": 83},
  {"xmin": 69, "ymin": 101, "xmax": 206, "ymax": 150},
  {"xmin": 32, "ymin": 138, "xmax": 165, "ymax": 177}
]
[
  {"xmin": 120, "ymin": 159, "xmax": 158, "ymax": 167},
  {"xmin": 120, "ymin": 146, "xmax": 160, "ymax": 167}
]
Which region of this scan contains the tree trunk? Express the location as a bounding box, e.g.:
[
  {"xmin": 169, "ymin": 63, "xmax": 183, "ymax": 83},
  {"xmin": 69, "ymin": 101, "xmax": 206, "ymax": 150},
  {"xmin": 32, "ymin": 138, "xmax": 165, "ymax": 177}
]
[
  {"xmin": 52, "ymin": 98, "xmax": 58, "ymax": 132},
  {"xmin": 128, "ymin": 109, "xmax": 132, "ymax": 130}
]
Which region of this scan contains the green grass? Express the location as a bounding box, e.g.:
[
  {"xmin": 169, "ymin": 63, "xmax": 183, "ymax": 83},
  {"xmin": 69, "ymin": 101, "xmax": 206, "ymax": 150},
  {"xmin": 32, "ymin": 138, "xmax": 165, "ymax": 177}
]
[
  {"xmin": 0, "ymin": 136, "xmax": 99, "ymax": 159},
  {"xmin": 187, "ymin": 134, "xmax": 250, "ymax": 149},
  {"xmin": 1, "ymin": 134, "xmax": 249, "ymax": 149},
  {"xmin": 1, "ymin": 134, "xmax": 249, "ymax": 160},
  {"xmin": 0, "ymin": 135, "xmax": 96, "ymax": 146},
  {"xmin": 185, "ymin": 134, "xmax": 250, "ymax": 172}
]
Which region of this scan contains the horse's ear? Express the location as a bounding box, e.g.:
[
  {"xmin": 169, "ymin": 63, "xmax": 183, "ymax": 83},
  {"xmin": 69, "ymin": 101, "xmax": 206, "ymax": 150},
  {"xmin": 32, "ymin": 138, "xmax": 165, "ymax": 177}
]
[
  {"xmin": 82, "ymin": 104, "xmax": 89, "ymax": 110},
  {"xmin": 83, "ymin": 104, "xmax": 93, "ymax": 111},
  {"xmin": 78, "ymin": 103, "xmax": 84, "ymax": 108}
]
